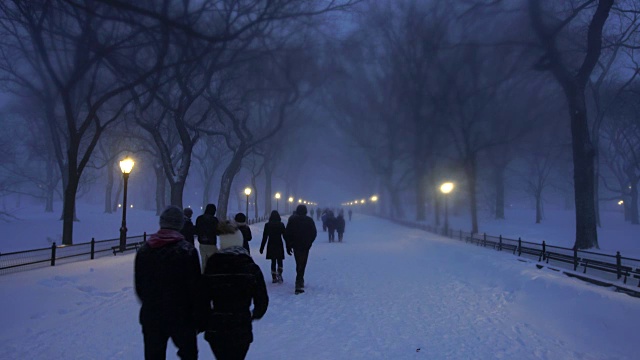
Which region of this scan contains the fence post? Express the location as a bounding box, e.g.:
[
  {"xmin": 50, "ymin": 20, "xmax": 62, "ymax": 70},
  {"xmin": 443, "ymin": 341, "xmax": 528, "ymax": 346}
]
[
  {"xmin": 499, "ymin": 235, "xmax": 502, "ymax": 251},
  {"xmin": 51, "ymin": 242, "xmax": 56, "ymax": 266},
  {"xmin": 616, "ymin": 251, "xmax": 622, "ymax": 280},
  {"xmin": 517, "ymin": 237, "xmax": 522, "ymax": 256},
  {"xmin": 573, "ymin": 247, "xmax": 578, "ymax": 271},
  {"xmin": 90, "ymin": 238, "xmax": 95, "ymax": 260},
  {"xmin": 542, "ymin": 241, "xmax": 546, "ymax": 261}
]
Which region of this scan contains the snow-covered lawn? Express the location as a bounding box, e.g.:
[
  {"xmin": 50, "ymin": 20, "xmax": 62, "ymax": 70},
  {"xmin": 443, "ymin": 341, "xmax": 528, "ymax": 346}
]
[{"xmin": 1, "ymin": 211, "xmax": 639, "ymax": 359}]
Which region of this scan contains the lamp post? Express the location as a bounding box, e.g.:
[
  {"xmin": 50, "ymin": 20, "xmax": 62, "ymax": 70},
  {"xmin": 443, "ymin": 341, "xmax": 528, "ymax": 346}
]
[
  {"xmin": 244, "ymin": 187, "xmax": 252, "ymax": 219},
  {"xmin": 288, "ymin": 196, "xmax": 294, "ymax": 213},
  {"xmin": 275, "ymin": 192, "xmax": 281, "ymax": 211},
  {"xmin": 370, "ymin": 195, "xmax": 378, "ymax": 214},
  {"xmin": 440, "ymin": 182, "xmax": 454, "ymax": 236},
  {"xmin": 119, "ymin": 158, "xmax": 135, "ymax": 252}
]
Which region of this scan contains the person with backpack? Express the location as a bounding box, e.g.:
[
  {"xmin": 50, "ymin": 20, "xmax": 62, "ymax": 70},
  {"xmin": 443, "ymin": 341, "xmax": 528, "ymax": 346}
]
[
  {"xmin": 195, "ymin": 204, "xmax": 219, "ymax": 271},
  {"xmin": 200, "ymin": 220, "xmax": 269, "ymax": 359},
  {"xmin": 260, "ymin": 210, "xmax": 287, "ymax": 284}
]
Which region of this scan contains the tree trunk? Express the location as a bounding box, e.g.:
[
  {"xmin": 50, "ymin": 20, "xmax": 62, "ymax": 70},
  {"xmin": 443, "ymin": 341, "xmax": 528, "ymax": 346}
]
[
  {"xmin": 105, "ymin": 160, "xmax": 114, "ymax": 214},
  {"xmin": 61, "ymin": 176, "xmax": 79, "ymax": 245},
  {"xmin": 217, "ymin": 149, "xmax": 246, "ymax": 221},
  {"xmin": 569, "ymin": 92, "xmax": 599, "ymax": 249},
  {"xmin": 251, "ymin": 176, "xmax": 259, "ymax": 220},
  {"xmin": 264, "ymin": 168, "xmax": 272, "ymax": 215},
  {"xmin": 170, "ymin": 180, "xmax": 185, "ymax": 209},
  {"xmin": 466, "ymin": 156, "xmax": 479, "ymax": 234},
  {"xmin": 629, "ymin": 178, "xmax": 639, "ymax": 225},
  {"xmin": 45, "ymin": 158, "xmax": 54, "ymax": 213},
  {"xmin": 154, "ymin": 164, "xmax": 165, "ymax": 215}
]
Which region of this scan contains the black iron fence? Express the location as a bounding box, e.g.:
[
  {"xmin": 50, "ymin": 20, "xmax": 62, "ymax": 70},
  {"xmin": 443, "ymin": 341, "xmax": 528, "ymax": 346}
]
[
  {"xmin": 386, "ymin": 217, "xmax": 640, "ymax": 293},
  {"xmin": 0, "ymin": 215, "xmax": 270, "ymax": 276},
  {"xmin": 0, "ymin": 234, "xmax": 147, "ymax": 276}
]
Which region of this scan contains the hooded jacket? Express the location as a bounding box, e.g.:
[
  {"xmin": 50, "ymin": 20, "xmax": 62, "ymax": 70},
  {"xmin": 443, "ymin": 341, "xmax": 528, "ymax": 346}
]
[
  {"xmin": 134, "ymin": 229, "xmax": 201, "ymax": 327},
  {"xmin": 200, "ymin": 246, "xmax": 268, "ymax": 344}
]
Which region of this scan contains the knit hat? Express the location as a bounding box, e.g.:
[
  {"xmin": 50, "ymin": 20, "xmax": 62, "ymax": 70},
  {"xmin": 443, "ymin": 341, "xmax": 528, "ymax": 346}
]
[
  {"xmin": 234, "ymin": 212, "xmax": 247, "ymax": 223},
  {"xmin": 159, "ymin": 205, "xmax": 185, "ymax": 230},
  {"xmin": 217, "ymin": 221, "xmax": 243, "ymax": 250},
  {"xmin": 296, "ymin": 204, "xmax": 307, "ymax": 216},
  {"xmin": 183, "ymin": 208, "xmax": 193, "ymax": 217}
]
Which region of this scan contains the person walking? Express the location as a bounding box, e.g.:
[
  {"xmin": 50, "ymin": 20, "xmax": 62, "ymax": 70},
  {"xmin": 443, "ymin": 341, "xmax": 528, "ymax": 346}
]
[
  {"xmin": 326, "ymin": 211, "xmax": 337, "ymax": 243},
  {"xmin": 316, "ymin": 207, "xmax": 321, "ymax": 221},
  {"xmin": 348, "ymin": 209, "xmax": 352, "ymax": 222},
  {"xmin": 336, "ymin": 212, "xmax": 346, "ymax": 242},
  {"xmin": 200, "ymin": 220, "xmax": 269, "ymax": 360},
  {"xmin": 285, "ymin": 204, "xmax": 317, "ymax": 294},
  {"xmin": 260, "ymin": 210, "xmax": 287, "ymax": 284},
  {"xmin": 135, "ymin": 206, "xmax": 202, "ymax": 360},
  {"xmin": 235, "ymin": 212, "xmax": 252, "ymax": 254},
  {"xmin": 180, "ymin": 207, "xmax": 195, "ymax": 245},
  {"xmin": 195, "ymin": 204, "xmax": 219, "ymax": 271}
]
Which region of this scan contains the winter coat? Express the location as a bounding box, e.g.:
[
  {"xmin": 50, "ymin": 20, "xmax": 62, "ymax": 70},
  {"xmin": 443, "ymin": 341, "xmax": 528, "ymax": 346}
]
[
  {"xmin": 336, "ymin": 215, "xmax": 346, "ymax": 234},
  {"xmin": 196, "ymin": 205, "xmax": 218, "ymax": 245},
  {"xmin": 180, "ymin": 217, "xmax": 195, "ymax": 245},
  {"xmin": 134, "ymin": 229, "xmax": 201, "ymax": 328},
  {"xmin": 236, "ymin": 223, "xmax": 252, "ymax": 253},
  {"xmin": 200, "ymin": 246, "xmax": 268, "ymax": 345},
  {"xmin": 326, "ymin": 214, "xmax": 337, "ymax": 231},
  {"xmin": 260, "ymin": 220, "xmax": 286, "ymax": 260},
  {"xmin": 285, "ymin": 213, "xmax": 317, "ymax": 251}
]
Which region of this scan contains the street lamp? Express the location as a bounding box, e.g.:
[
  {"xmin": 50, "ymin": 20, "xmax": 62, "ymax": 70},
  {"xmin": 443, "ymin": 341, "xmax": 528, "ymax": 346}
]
[
  {"xmin": 244, "ymin": 187, "xmax": 252, "ymax": 219},
  {"xmin": 119, "ymin": 157, "xmax": 134, "ymax": 252},
  {"xmin": 275, "ymin": 192, "xmax": 281, "ymax": 211},
  {"xmin": 440, "ymin": 182, "xmax": 455, "ymax": 236}
]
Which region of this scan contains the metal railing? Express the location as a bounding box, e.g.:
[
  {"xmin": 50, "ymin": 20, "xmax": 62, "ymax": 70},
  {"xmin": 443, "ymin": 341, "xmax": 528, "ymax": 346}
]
[
  {"xmin": 384, "ymin": 216, "xmax": 640, "ymax": 294},
  {"xmin": 0, "ymin": 234, "xmax": 146, "ymax": 276}
]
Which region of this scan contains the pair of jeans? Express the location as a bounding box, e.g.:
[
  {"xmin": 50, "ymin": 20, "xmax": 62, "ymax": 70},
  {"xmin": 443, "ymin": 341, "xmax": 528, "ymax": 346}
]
[
  {"xmin": 142, "ymin": 324, "xmax": 197, "ymax": 360},
  {"xmin": 293, "ymin": 248, "xmax": 310, "ymax": 289},
  {"xmin": 208, "ymin": 340, "xmax": 250, "ymax": 360}
]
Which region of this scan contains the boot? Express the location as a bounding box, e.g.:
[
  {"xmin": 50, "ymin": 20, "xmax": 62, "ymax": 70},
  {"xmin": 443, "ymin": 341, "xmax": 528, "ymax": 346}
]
[
  {"xmin": 271, "ymin": 272, "xmax": 278, "ymax": 283},
  {"xmin": 277, "ymin": 268, "xmax": 284, "ymax": 283}
]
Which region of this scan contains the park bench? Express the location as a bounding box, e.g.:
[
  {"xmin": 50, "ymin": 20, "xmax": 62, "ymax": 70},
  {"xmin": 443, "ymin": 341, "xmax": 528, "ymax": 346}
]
[
  {"xmin": 518, "ymin": 245, "xmax": 544, "ymax": 262},
  {"xmin": 544, "ymin": 251, "xmax": 580, "ymax": 271},
  {"xmin": 581, "ymin": 258, "xmax": 632, "ymax": 284},
  {"xmin": 111, "ymin": 242, "xmax": 141, "ymax": 255}
]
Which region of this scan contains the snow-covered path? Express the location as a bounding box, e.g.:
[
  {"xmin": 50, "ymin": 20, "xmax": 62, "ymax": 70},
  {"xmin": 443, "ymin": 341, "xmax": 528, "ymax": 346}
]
[{"xmin": 1, "ymin": 214, "xmax": 638, "ymax": 359}]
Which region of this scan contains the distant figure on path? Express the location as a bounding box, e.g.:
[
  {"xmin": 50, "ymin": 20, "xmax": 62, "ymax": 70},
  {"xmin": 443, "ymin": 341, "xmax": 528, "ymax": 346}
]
[
  {"xmin": 260, "ymin": 210, "xmax": 287, "ymax": 283},
  {"xmin": 235, "ymin": 212, "xmax": 252, "ymax": 254},
  {"xmin": 135, "ymin": 206, "xmax": 201, "ymax": 360},
  {"xmin": 326, "ymin": 211, "xmax": 337, "ymax": 243},
  {"xmin": 348, "ymin": 209, "xmax": 352, "ymax": 221},
  {"xmin": 336, "ymin": 212, "xmax": 346, "ymax": 242},
  {"xmin": 181, "ymin": 207, "xmax": 195, "ymax": 245},
  {"xmin": 196, "ymin": 204, "xmax": 219, "ymax": 271},
  {"xmin": 285, "ymin": 204, "xmax": 317, "ymax": 294},
  {"xmin": 200, "ymin": 220, "xmax": 268, "ymax": 360}
]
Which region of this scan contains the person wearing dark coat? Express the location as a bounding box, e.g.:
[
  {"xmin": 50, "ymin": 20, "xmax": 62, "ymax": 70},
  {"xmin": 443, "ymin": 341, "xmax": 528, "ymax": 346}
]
[
  {"xmin": 326, "ymin": 211, "xmax": 337, "ymax": 243},
  {"xmin": 285, "ymin": 204, "xmax": 317, "ymax": 294},
  {"xmin": 321, "ymin": 210, "xmax": 328, "ymax": 232},
  {"xmin": 180, "ymin": 207, "xmax": 196, "ymax": 245},
  {"xmin": 348, "ymin": 209, "xmax": 352, "ymax": 221},
  {"xmin": 260, "ymin": 210, "xmax": 287, "ymax": 284},
  {"xmin": 200, "ymin": 221, "xmax": 268, "ymax": 360},
  {"xmin": 135, "ymin": 206, "xmax": 202, "ymax": 360},
  {"xmin": 316, "ymin": 208, "xmax": 321, "ymax": 221},
  {"xmin": 195, "ymin": 204, "xmax": 219, "ymax": 271},
  {"xmin": 336, "ymin": 213, "xmax": 346, "ymax": 242},
  {"xmin": 235, "ymin": 212, "xmax": 252, "ymax": 254}
]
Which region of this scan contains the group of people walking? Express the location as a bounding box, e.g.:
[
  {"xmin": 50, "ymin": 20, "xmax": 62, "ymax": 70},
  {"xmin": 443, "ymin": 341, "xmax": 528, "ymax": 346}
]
[
  {"xmin": 320, "ymin": 208, "xmax": 347, "ymax": 242},
  {"xmin": 134, "ymin": 203, "xmax": 317, "ymax": 359}
]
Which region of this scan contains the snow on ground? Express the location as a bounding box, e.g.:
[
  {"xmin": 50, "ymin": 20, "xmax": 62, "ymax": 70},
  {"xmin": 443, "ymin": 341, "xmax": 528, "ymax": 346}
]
[{"xmin": 1, "ymin": 211, "xmax": 639, "ymax": 359}]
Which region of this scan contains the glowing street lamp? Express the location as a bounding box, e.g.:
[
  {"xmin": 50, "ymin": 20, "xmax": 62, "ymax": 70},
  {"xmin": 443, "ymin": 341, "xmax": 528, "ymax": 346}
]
[
  {"xmin": 275, "ymin": 192, "xmax": 281, "ymax": 211},
  {"xmin": 288, "ymin": 196, "xmax": 294, "ymax": 213},
  {"xmin": 244, "ymin": 187, "xmax": 252, "ymax": 219},
  {"xmin": 618, "ymin": 200, "xmax": 624, "ymax": 205},
  {"xmin": 118, "ymin": 157, "xmax": 134, "ymax": 252},
  {"xmin": 440, "ymin": 182, "xmax": 455, "ymax": 235}
]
